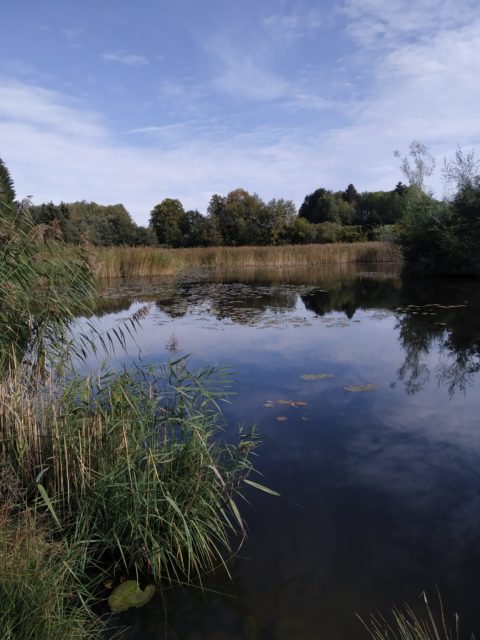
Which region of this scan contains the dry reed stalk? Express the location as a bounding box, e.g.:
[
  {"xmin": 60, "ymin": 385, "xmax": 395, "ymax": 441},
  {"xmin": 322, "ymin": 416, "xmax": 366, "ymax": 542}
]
[{"xmin": 93, "ymin": 242, "xmax": 403, "ymax": 279}]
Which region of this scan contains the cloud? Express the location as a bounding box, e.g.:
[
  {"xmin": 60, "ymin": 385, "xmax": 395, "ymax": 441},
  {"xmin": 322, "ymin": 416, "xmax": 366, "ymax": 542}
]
[
  {"xmin": 102, "ymin": 53, "xmax": 149, "ymax": 66},
  {"xmin": 0, "ymin": 78, "xmax": 330, "ymax": 224},
  {"xmin": 1, "ymin": 1, "xmax": 479, "ymax": 226},
  {"xmin": 263, "ymin": 8, "xmax": 324, "ymax": 43},
  {"xmin": 342, "ymin": 0, "xmax": 480, "ymax": 48},
  {"xmin": 0, "ymin": 82, "xmax": 105, "ymax": 138},
  {"xmin": 204, "ymin": 36, "xmax": 288, "ymax": 102}
]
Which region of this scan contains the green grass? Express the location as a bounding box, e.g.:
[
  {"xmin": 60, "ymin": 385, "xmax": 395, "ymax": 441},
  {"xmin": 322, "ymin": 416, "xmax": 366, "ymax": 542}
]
[
  {"xmin": 0, "ymin": 507, "xmax": 104, "ymax": 640},
  {"xmin": 1, "ymin": 359, "xmax": 261, "ymax": 585}
]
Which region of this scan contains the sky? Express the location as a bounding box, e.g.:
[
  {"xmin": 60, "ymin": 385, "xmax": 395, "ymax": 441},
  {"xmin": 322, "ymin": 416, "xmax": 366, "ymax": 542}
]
[{"xmin": 1, "ymin": 0, "xmax": 479, "ymax": 225}]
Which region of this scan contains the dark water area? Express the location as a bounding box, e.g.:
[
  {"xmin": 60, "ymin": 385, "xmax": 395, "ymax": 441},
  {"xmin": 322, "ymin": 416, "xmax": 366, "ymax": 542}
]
[{"xmin": 87, "ymin": 265, "xmax": 480, "ymax": 640}]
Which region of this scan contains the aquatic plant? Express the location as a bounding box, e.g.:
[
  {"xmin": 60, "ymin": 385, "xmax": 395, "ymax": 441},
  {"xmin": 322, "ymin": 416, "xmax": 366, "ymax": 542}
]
[
  {"xmin": 93, "ymin": 242, "xmax": 402, "ymax": 279},
  {"xmin": 108, "ymin": 581, "xmax": 155, "ymax": 612},
  {"xmin": 361, "ymin": 591, "xmax": 468, "ymax": 640},
  {"xmin": 344, "ymin": 383, "xmax": 379, "ymax": 392},
  {"xmin": 1, "ymin": 359, "xmax": 261, "ymax": 584}
]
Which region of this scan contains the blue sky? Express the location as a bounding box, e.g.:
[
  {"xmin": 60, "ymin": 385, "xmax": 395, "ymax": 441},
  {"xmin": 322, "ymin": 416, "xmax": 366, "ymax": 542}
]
[{"xmin": 1, "ymin": 0, "xmax": 479, "ymax": 224}]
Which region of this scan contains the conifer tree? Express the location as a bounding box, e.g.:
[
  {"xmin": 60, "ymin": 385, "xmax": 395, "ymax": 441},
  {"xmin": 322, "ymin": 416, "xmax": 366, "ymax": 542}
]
[{"xmin": 0, "ymin": 157, "xmax": 16, "ymax": 205}]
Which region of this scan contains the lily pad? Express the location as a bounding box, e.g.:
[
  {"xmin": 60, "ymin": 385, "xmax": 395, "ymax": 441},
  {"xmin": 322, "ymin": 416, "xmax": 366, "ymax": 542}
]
[
  {"xmin": 300, "ymin": 374, "xmax": 334, "ymax": 381},
  {"xmin": 344, "ymin": 383, "xmax": 378, "ymax": 393},
  {"xmin": 276, "ymin": 399, "xmax": 308, "ymax": 407},
  {"xmin": 108, "ymin": 581, "xmax": 155, "ymax": 613}
]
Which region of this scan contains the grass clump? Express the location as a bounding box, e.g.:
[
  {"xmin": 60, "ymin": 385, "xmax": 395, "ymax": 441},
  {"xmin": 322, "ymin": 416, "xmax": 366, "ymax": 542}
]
[
  {"xmin": 0, "ymin": 507, "xmax": 103, "ymax": 640},
  {"xmin": 1, "ymin": 359, "xmax": 260, "ymax": 585},
  {"xmin": 361, "ymin": 592, "xmax": 470, "ymax": 640}
]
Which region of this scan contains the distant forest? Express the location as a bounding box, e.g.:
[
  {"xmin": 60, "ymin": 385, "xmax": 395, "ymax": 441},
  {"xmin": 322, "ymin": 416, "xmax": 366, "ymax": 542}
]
[
  {"xmin": 24, "ymin": 182, "xmax": 411, "ymax": 248},
  {"xmin": 1, "ymin": 140, "xmax": 479, "ymax": 276}
]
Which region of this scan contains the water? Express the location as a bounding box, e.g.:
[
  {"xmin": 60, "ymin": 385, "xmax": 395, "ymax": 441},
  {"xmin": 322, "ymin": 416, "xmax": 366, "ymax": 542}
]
[{"xmin": 90, "ymin": 265, "xmax": 480, "ymax": 639}]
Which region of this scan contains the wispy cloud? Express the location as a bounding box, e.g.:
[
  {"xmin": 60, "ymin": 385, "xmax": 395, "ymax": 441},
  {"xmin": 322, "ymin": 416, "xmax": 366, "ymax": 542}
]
[
  {"xmin": 205, "ymin": 36, "xmax": 332, "ymax": 108},
  {"xmin": 102, "ymin": 53, "xmax": 149, "ymax": 66},
  {"xmin": 2, "ymin": 1, "xmax": 479, "ymax": 225},
  {"xmin": 62, "ymin": 28, "xmax": 82, "ymax": 48},
  {"xmin": 342, "ymin": 0, "xmax": 480, "ymax": 48},
  {"xmin": 0, "ymin": 78, "xmax": 329, "ymax": 223},
  {"xmin": 263, "ymin": 7, "xmax": 324, "ymax": 43}
]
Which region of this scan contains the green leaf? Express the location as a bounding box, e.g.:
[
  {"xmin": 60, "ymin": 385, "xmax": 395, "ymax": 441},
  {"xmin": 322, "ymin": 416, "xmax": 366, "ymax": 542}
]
[
  {"xmin": 37, "ymin": 483, "xmax": 62, "ymax": 530},
  {"xmin": 244, "ymin": 479, "xmax": 280, "ymax": 496},
  {"xmin": 229, "ymin": 498, "xmax": 244, "ymax": 531}
]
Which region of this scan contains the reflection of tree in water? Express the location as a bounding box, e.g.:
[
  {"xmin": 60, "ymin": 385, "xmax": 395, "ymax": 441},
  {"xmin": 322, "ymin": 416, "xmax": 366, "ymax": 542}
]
[
  {"xmin": 155, "ymin": 281, "xmax": 297, "ymax": 324},
  {"xmin": 394, "ymin": 280, "xmax": 480, "ymax": 396},
  {"xmin": 301, "ymin": 277, "xmax": 402, "ymax": 319}
]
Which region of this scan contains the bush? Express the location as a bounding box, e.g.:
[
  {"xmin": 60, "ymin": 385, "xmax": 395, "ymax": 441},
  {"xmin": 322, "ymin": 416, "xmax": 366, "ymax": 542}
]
[
  {"xmin": 315, "ymin": 222, "xmax": 343, "ymax": 243},
  {"xmin": 398, "ymin": 182, "xmax": 480, "ymax": 277}
]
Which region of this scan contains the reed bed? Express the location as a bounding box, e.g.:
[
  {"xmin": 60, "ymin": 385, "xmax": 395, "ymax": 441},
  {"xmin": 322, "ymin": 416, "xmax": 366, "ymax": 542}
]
[
  {"xmin": 1, "ymin": 359, "xmax": 260, "ymax": 585},
  {"xmin": 0, "ymin": 507, "xmax": 103, "ymax": 640},
  {"xmin": 93, "ymin": 242, "xmax": 403, "ymax": 279}
]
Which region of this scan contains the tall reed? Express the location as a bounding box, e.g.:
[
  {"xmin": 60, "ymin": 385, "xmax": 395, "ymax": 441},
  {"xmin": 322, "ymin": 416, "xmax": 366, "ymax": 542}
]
[
  {"xmin": 361, "ymin": 591, "xmax": 467, "ymax": 640},
  {"xmin": 0, "ymin": 199, "xmax": 96, "ymax": 372},
  {"xmin": 0, "ymin": 507, "xmax": 103, "ymax": 640},
  {"xmin": 1, "ymin": 359, "xmax": 260, "ymax": 584},
  {"xmin": 93, "ymin": 242, "xmax": 403, "ymax": 279}
]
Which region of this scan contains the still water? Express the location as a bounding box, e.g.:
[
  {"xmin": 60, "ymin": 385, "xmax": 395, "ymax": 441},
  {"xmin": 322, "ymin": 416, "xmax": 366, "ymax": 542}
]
[{"xmin": 91, "ymin": 265, "xmax": 480, "ymax": 640}]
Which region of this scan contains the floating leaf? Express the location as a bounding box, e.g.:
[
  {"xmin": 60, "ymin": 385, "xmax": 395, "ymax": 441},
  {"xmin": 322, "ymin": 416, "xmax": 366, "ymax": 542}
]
[
  {"xmin": 300, "ymin": 373, "xmax": 334, "ymax": 381},
  {"xmin": 108, "ymin": 581, "xmax": 155, "ymax": 612},
  {"xmin": 344, "ymin": 383, "xmax": 378, "ymax": 393},
  {"xmin": 276, "ymin": 399, "xmax": 307, "ymax": 407}
]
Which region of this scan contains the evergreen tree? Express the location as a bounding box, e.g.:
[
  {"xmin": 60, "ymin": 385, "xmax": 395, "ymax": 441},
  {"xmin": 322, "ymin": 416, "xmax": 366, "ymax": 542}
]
[{"xmin": 0, "ymin": 158, "xmax": 16, "ymax": 205}]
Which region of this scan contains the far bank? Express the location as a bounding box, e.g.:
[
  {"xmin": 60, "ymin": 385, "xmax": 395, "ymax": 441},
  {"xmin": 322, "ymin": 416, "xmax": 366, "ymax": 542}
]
[{"xmin": 91, "ymin": 241, "xmax": 403, "ymax": 279}]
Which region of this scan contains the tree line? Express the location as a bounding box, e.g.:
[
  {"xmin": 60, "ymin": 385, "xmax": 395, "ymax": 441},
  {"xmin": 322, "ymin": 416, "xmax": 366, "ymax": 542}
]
[
  {"xmin": 1, "ymin": 142, "xmax": 479, "ymax": 276},
  {"xmin": 0, "ymin": 157, "xmax": 409, "ymax": 248},
  {"xmin": 149, "ymin": 183, "xmax": 410, "ymax": 248}
]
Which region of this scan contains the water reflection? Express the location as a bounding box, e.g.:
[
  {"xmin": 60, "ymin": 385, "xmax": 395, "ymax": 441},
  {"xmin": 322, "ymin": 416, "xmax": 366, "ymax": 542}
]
[
  {"xmin": 91, "ymin": 266, "xmax": 480, "ymax": 639},
  {"xmin": 96, "ymin": 268, "xmax": 480, "ymax": 399},
  {"xmin": 394, "ymin": 279, "xmax": 480, "ymax": 396}
]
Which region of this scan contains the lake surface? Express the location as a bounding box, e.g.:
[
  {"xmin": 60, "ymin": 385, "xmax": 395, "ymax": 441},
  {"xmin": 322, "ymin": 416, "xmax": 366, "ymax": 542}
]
[{"xmin": 90, "ymin": 265, "xmax": 480, "ymax": 640}]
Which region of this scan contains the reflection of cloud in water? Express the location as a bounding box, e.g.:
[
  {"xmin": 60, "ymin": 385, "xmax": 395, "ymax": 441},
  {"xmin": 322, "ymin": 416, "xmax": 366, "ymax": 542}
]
[{"xmin": 84, "ymin": 265, "xmax": 480, "ymax": 639}]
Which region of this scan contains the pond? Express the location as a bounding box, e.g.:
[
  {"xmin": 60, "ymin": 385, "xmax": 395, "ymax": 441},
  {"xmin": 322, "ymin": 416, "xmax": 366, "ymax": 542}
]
[{"xmin": 90, "ymin": 264, "xmax": 480, "ymax": 639}]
